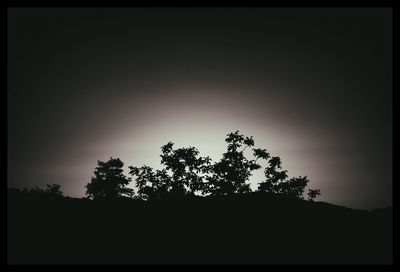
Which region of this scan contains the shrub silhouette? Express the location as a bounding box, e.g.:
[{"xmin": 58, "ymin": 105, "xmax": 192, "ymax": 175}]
[
  {"xmin": 85, "ymin": 157, "xmax": 134, "ymax": 200},
  {"xmin": 257, "ymin": 156, "xmax": 310, "ymax": 199},
  {"xmin": 307, "ymin": 189, "xmax": 321, "ymax": 201},
  {"xmin": 27, "ymin": 186, "xmax": 46, "ymax": 195},
  {"xmin": 45, "ymin": 184, "xmax": 63, "ymax": 196},
  {"xmin": 10, "ymin": 184, "xmax": 64, "ymax": 199},
  {"xmin": 279, "ymin": 176, "xmax": 310, "ymax": 199}
]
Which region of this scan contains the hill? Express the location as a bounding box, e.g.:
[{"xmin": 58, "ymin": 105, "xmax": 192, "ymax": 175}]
[{"xmin": 7, "ymin": 190, "xmax": 392, "ymax": 264}]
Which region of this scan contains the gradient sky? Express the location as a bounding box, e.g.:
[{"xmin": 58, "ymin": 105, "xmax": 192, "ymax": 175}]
[{"xmin": 7, "ymin": 8, "xmax": 392, "ymax": 209}]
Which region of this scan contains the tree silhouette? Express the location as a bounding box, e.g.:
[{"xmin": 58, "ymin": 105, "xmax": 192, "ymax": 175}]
[
  {"xmin": 257, "ymin": 153, "xmax": 311, "ymax": 199},
  {"xmin": 258, "ymin": 156, "xmax": 288, "ymax": 194},
  {"xmin": 129, "ymin": 142, "xmax": 211, "ymax": 200},
  {"xmin": 13, "ymin": 184, "xmax": 64, "ymax": 198},
  {"xmin": 85, "ymin": 158, "xmax": 134, "ymax": 200},
  {"xmin": 307, "ymin": 189, "xmax": 321, "ymax": 201},
  {"xmin": 45, "ymin": 184, "xmax": 63, "ymax": 196},
  {"xmin": 128, "ymin": 130, "xmax": 319, "ymax": 201},
  {"xmin": 28, "ymin": 186, "xmax": 46, "ymax": 195},
  {"xmin": 160, "ymin": 142, "xmax": 211, "ymax": 197},
  {"xmin": 206, "ymin": 131, "xmax": 261, "ymax": 196},
  {"xmin": 129, "ymin": 166, "xmax": 170, "ymax": 200},
  {"xmin": 280, "ymin": 176, "xmax": 310, "ymax": 199}
]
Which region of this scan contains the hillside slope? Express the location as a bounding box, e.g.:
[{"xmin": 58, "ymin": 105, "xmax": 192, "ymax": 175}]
[{"xmin": 7, "ymin": 191, "xmax": 392, "ymax": 264}]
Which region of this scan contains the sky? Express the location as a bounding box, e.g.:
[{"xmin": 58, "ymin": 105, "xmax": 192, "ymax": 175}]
[{"xmin": 7, "ymin": 8, "xmax": 392, "ymax": 210}]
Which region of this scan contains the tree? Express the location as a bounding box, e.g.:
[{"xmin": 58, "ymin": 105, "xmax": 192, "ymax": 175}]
[
  {"xmin": 206, "ymin": 131, "xmax": 261, "ymax": 196},
  {"xmin": 307, "ymin": 189, "xmax": 321, "ymax": 201},
  {"xmin": 160, "ymin": 142, "xmax": 212, "ymax": 197},
  {"xmin": 258, "ymin": 156, "xmax": 288, "ymax": 194},
  {"xmin": 129, "ymin": 142, "xmax": 211, "ymax": 200},
  {"xmin": 129, "ymin": 165, "xmax": 170, "ymax": 201},
  {"xmin": 129, "ymin": 130, "xmax": 320, "ymax": 201},
  {"xmin": 85, "ymin": 158, "xmax": 134, "ymax": 200},
  {"xmin": 257, "ymin": 150, "xmax": 316, "ymax": 200},
  {"xmin": 29, "ymin": 186, "xmax": 46, "ymax": 195},
  {"xmin": 45, "ymin": 184, "xmax": 63, "ymax": 196},
  {"xmin": 280, "ymin": 176, "xmax": 310, "ymax": 199}
]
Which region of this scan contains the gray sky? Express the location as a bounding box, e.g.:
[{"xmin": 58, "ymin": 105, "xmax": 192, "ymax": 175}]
[{"xmin": 8, "ymin": 8, "xmax": 392, "ymax": 209}]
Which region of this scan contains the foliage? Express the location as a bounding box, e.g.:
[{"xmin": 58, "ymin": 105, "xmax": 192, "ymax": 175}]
[
  {"xmin": 11, "ymin": 131, "xmax": 319, "ymax": 203},
  {"xmin": 28, "ymin": 186, "xmax": 46, "ymax": 195},
  {"xmin": 258, "ymin": 156, "xmax": 288, "ymax": 194},
  {"xmin": 128, "ymin": 130, "xmax": 319, "ymax": 201},
  {"xmin": 307, "ymin": 189, "xmax": 321, "ymax": 201},
  {"xmin": 13, "ymin": 184, "xmax": 64, "ymax": 197},
  {"xmin": 160, "ymin": 143, "xmax": 212, "ymax": 196},
  {"xmin": 85, "ymin": 158, "xmax": 134, "ymax": 200},
  {"xmin": 128, "ymin": 166, "xmax": 170, "ymax": 201},
  {"xmin": 206, "ymin": 131, "xmax": 262, "ymax": 196},
  {"xmin": 45, "ymin": 184, "xmax": 63, "ymax": 196},
  {"xmin": 279, "ymin": 176, "xmax": 310, "ymax": 199},
  {"xmin": 257, "ymin": 154, "xmax": 310, "ymax": 200},
  {"xmin": 129, "ymin": 143, "xmax": 211, "ymax": 200}
]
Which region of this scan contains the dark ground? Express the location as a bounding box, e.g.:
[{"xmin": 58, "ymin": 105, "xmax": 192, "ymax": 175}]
[{"xmin": 7, "ymin": 190, "xmax": 392, "ymax": 264}]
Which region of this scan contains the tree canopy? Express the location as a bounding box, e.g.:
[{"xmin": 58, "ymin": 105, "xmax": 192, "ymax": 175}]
[
  {"xmin": 129, "ymin": 143, "xmax": 211, "ymax": 200},
  {"xmin": 85, "ymin": 158, "xmax": 134, "ymax": 200},
  {"xmin": 206, "ymin": 131, "xmax": 261, "ymax": 196},
  {"xmin": 307, "ymin": 189, "xmax": 321, "ymax": 201},
  {"xmin": 86, "ymin": 131, "xmax": 320, "ymax": 201}
]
